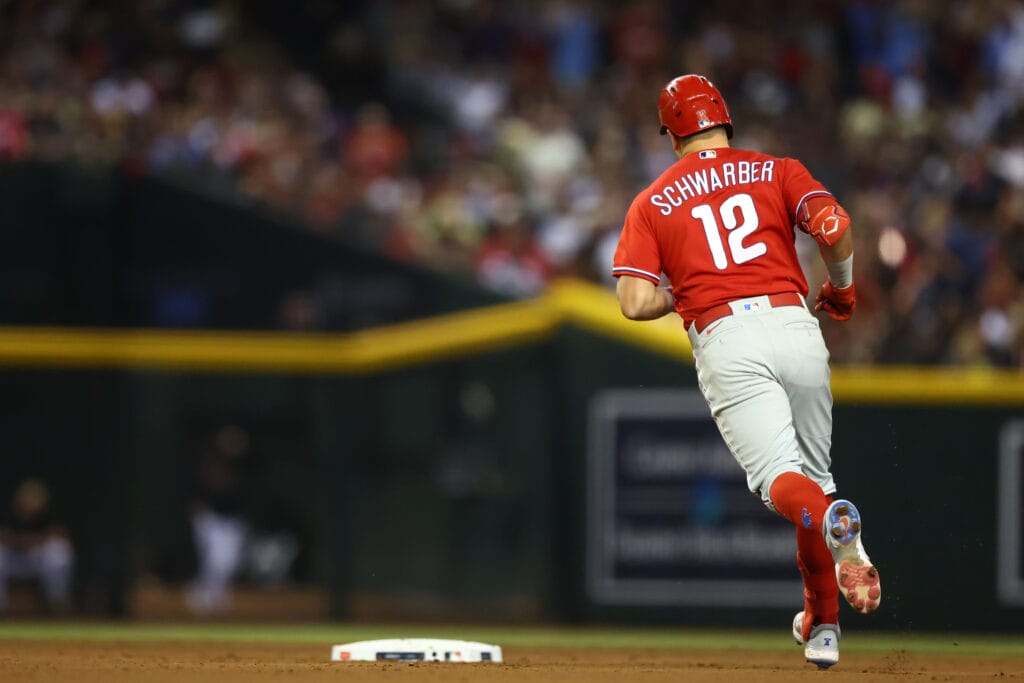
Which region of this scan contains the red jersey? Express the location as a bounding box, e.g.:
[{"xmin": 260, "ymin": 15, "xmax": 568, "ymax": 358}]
[{"xmin": 612, "ymin": 147, "xmax": 833, "ymax": 326}]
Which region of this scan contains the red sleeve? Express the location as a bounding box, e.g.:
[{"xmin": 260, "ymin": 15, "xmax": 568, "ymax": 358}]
[
  {"xmin": 612, "ymin": 194, "xmax": 661, "ymax": 283},
  {"xmin": 780, "ymin": 158, "xmax": 834, "ymax": 226}
]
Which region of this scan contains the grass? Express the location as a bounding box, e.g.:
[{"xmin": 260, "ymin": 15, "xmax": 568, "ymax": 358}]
[{"xmin": 0, "ymin": 621, "xmax": 1022, "ymax": 658}]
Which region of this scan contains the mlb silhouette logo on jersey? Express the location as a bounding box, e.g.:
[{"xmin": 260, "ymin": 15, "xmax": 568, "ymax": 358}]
[
  {"xmin": 699, "ymin": 150, "xmax": 717, "ymax": 159},
  {"xmin": 743, "ymin": 302, "xmax": 760, "ymax": 311}
]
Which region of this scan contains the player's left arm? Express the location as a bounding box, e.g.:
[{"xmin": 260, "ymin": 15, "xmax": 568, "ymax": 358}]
[
  {"xmin": 613, "ymin": 194, "xmax": 672, "ymax": 320},
  {"xmin": 616, "ymin": 275, "xmax": 674, "ymax": 321}
]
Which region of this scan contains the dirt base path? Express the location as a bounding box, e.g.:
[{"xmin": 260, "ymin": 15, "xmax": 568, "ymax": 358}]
[{"xmin": 1, "ymin": 640, "xmax": 1022, "ymax": 682}]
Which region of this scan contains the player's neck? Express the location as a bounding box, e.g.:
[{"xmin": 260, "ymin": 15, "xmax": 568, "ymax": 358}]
[{"xmin": 673, "ymin": 128, "xmax": 730, "ymax": 159}]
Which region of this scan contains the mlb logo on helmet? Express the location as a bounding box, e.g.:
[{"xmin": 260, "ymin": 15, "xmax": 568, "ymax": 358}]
[{"xmin": 697, "ymin": 109, "xmax": 711, "ymax": 127}]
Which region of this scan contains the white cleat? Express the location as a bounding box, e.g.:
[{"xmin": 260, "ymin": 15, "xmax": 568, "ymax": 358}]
[
  {"xmin": 794, "ymin": 610, "xmax": 840, "ymax": 669},
  {"xmin": 792, "ymin": 610, "xmax": 807, "ymax": 644},
  {"xmin": 823, "ymin": 499, "xmax": 881, "ymax": 614}
]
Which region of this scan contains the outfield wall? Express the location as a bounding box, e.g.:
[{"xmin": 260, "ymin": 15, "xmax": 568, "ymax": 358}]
[
  {"xmin": 2, "ymin": 280, "xmax": 1023, "ymax": 631},
  {"xmin": 2, "ymin": 163, "xmax": 1021, "ymax": 629},
  {"xmin": 552, "ymin": 323, "xmax": 1024, "ymax": 632}
]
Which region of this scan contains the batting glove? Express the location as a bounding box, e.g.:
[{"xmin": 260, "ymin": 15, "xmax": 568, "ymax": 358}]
[{"xmin": 815, "ymin": 281, "xmax": 856, "ymax": 321}]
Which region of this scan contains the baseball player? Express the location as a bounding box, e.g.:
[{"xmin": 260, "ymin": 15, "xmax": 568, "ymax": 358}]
[{"xmin": 613, "ymin": 74, "xmax": 880, "ymax": 669}]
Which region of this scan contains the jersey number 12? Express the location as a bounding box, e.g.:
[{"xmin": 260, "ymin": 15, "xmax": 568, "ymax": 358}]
[{"xmin": 690, "ymin": 193, "xmax": 767, "ymax": 270}]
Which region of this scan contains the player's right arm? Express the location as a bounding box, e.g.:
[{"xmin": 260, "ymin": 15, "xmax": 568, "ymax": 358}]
[
  {"xmin": 787, "ymin": 162, "xmax": 856, "ymax": 321},
  {"xmin": 814, "ymin": 227, "xmax": 855, "ymax": 320},
  {"xmin": 818, "ymin": 226, "xmax": 852, "ymax": 263}
]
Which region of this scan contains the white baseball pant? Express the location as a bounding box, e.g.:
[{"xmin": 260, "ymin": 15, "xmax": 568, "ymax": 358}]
[{"xmin": 686, "ymin": 294, "xmax": 836, "ymax": 507}]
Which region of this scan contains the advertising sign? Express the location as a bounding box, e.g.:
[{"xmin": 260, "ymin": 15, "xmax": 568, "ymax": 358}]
[
  {"xmin": 587, "ymin": 389, "xmax": 801, "ymax": 606},
  {"xmin": 998, "ymin": 419, "xmax": 1024, "ymax": 606}
]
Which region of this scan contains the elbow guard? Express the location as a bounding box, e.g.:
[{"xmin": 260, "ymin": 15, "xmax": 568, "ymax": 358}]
[{"xmin": 799, "ymin": 198, "xmax": 850, "ymax": 247}]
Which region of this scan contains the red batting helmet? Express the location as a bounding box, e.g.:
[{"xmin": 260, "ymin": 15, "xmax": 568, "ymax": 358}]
[{"xmin": 658, "ymin": 74, "xmax": 733, "ymax": 139}]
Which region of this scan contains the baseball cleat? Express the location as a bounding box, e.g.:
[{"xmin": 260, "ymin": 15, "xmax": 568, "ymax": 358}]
[
  {"xmin": 796, "ymin": 614, "xmax": 840, "ymax": 669},
  {"xmin": 792, "ymin": 610, "xmax": 807, "ymax": 644},
  {"xmin": 823, "ymin": 499, "xmax": 881, "ymax": 614}
]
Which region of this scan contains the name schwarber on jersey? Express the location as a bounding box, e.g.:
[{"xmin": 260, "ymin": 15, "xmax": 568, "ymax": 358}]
[{"xmin": 650, "ymin": 153, "xmax": 776, "ymax": 216}]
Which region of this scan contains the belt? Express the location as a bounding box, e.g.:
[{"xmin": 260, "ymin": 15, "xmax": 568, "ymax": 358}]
[{"xmin": 691, "ymin": 292, "xmax": 806, "ymax": 334}]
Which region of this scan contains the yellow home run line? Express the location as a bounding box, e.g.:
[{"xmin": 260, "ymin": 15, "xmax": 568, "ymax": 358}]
[
  {"xmin": 0, "ymin": 278, "xmax": 1021, "ymax": 405},
  {"xmin": 0, "ymin": 299, "xmax": 558, "ymax": 374}
]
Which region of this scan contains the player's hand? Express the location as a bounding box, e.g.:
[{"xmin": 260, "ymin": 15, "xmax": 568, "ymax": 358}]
[{"xmin": 814, "ymin": 281, "xmax": 855, "ymax": 321}]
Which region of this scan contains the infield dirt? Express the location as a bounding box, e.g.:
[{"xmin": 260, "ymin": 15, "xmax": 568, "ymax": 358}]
[{"xmin": 1, "ymin": 639, "xmax": 1022, "ymax": 682}]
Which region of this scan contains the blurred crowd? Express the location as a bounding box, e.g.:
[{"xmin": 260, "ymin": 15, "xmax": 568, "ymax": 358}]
[{"xmin": 3, "ymin": 0, "xmax": 1024, "ymax": 366}]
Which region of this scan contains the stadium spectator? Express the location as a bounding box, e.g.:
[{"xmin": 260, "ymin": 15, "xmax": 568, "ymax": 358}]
[{"xmin": 3, "ymin": 0, "xmax": 1024, "ymax": 366}]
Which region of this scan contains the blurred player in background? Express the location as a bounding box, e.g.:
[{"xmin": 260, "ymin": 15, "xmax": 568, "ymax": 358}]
[
  {"xmin": 0, "ymin": 478, "xmax": 74, "ymax": 615},
  {"xmin": 613, "ymin": 74, "xmax": 880, "ymax": 669},
  {"xmin": 186, "ymin": 425, "xmax": 252, "ymax": 615}
]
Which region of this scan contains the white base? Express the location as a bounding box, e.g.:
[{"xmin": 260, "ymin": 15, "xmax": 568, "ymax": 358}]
[{"xmin": 330, "ymin": 638, "xmax": 503, "ymax": 663}]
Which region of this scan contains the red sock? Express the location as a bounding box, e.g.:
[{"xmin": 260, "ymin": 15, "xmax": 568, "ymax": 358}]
[
  {"xmin": 769, "ymin": 472, "xmax": 839, "ymax": 636},
  {"xmin": 768, "ymin": 471, "xmax": 828, "ymax": 533},
  {"xmin": 797, "ymin": 527, "xmax": 839, "ymax": 635}
]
